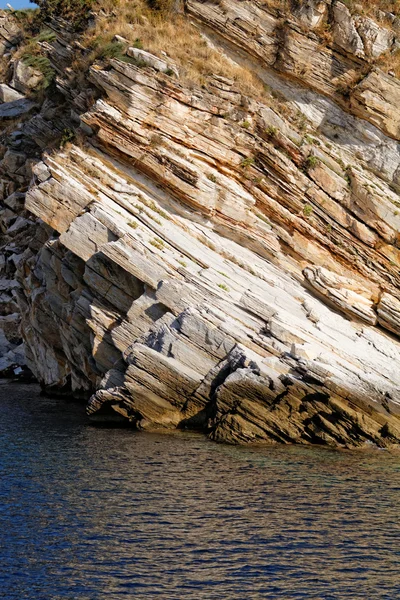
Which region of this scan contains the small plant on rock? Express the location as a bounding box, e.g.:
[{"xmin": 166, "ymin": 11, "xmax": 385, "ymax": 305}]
[
  {"xmin": 60, "ymin": 128, "xmax": 75, "ymax": 147},
  {"xmin": 218, "ymin": 282, "xmax": 230, "ymax": 292},
  {"xmin": 33, "ymin": 0, "xmax": 94, "ymax": 29},
  {"xmin": 303, "ymin": 204, "xmax": 314, "ymax": 217},
  {"xmin": 98, "ymin": 41, "xmax": 126, "ymax": 60},
  {"xmin": 150, "ymin": 237, "xmax": 164, "ymax": 250},
  {"xmin": 265, "ymin": 125, "xmax": 277, "ymax": 138},
  {"xmin": 304, "ymin": 155, "xmax": 320, "ymax": 171},
  {"xmin": 21, "ymin": 54, "xmax": 55, "ymax": 90},
  {"xmin": 302, "ymin": 134, "xmax": 314, "ymax": 146},
  {"xmin": 240, "ymin": 157, "xmax": 254, "ymax": 169},
  {"xmin": 207, "ymin": 173, "xmax": 218, "ymax": 183},
  {"xmin": 35, "ymin": 29, "xmax": 57, "ymax": 43}
]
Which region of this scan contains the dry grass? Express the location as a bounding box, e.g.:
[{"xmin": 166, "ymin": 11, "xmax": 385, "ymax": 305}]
[
  {"xmin": 254, "ymin": 0, "xmax": 291, "ymax": 11},
  {"xmin": 376, "ymin": 47, "xmax": 400, "ymax": 76},
  {"xmin": 101, "ymin": 0, "xmax": 400, "ymax": 89},
  {"xmin": 342, "ymin": 0, "xmax": 400, "ymax": 19},
  {"xmin": 261, "ymin": 0, "xmax": 400, "ymax": 19},
  {"xmin": 73, "ymin": 0, "xmax": 269, "ymax": 99}
]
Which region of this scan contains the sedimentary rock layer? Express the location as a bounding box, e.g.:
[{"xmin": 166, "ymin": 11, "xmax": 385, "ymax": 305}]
[{"xmin": 1, "ymin": 2, "xmax": 400, "ymax": 447}]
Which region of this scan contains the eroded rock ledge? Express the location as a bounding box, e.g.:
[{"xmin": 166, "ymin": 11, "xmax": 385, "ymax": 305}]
[{"xmin": 1, "ymin": 2, "xmax": 400, "ymax": 447}]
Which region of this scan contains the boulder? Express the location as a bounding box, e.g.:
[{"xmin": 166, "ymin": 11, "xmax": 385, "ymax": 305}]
[
  {"xmin": 0, "ymin": 97, "xmax": 36, "ymax": 120},
  {"xmin": 0, "ymin": 83, "xmax": 24, "ymax": 103},
  {"xmin": 11, "ymin": 60, "xmax": 43, "ymax": 94},
  {"xmin": 332, "ymin": 1, "xmax": 365, "ymax": 58}
]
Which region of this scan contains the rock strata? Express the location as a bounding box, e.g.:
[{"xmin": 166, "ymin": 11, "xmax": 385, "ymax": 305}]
[{"xmin": 1, "ymin": 4, "xmax": 400, "ymax": 447}]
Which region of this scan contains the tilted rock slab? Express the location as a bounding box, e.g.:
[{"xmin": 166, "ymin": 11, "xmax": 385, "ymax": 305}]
[
  {"xmin": 2, "ymin": 8, "xmax": 400, "ymax": 447},
  {"xmin": 21, "ymin": 133, "xmax": 400, "ymax": 447}
]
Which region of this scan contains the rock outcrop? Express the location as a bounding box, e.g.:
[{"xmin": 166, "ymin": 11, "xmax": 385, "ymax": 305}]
[{"xmin": 1, "ymin": 1, "xmax": 400, "ymax": 447}]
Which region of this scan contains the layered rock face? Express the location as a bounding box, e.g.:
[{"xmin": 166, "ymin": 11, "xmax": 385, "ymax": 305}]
[{"xmin": 2, "ymin": 1, "xmax": 400, "ymax": 447}]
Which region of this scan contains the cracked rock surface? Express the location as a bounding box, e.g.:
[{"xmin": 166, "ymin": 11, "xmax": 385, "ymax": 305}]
[{"xmin": 1, "ymin": 3, "xmax": 400, "ymax": 447}]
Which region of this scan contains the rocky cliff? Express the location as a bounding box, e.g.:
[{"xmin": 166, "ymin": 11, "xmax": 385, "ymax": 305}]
[{"xmin": 2, "ymin": 0, "xmax": 400, "ymax": 446}]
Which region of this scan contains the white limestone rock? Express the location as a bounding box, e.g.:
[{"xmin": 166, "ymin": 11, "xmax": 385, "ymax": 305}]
[
  {"xmin": 126, "ymin": 47, "xmax": 179, "ymax": 77},
  {"xmin": 332, "ymin": 1, "xmax": 365, "ymax": 58},
  {"xmin": 0, "ymin": 83, "xmax": 23, "ymax": 103}
]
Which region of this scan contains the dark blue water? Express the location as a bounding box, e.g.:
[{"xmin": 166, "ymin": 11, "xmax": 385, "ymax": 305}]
[{"xmin": 0, "ymin": 382, "xmax": 399, "ymax": 599}]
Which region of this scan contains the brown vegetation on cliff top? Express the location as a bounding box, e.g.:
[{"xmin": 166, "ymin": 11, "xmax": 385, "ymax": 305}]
[
  {"xmin": 80, "ymin": 0, "xmax": 270, "ymax": 97},
  {"xmin": 11, "ymin": 0, "xmax": 400, "ymax": 87}
]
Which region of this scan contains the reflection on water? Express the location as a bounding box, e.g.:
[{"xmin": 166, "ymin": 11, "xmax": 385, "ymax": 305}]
[{"xmin": 0, "ymin": 383, "xmax": 399, "ymax": 599}]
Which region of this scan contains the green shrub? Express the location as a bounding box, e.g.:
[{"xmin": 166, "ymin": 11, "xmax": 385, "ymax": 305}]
[
  {"xmin": 303, "ymin": 204, "xmax": 313, "ymax": 217},
  {"xmin": 265, "ymin": 125, "xmax": 277, "ymax": 138},
  {"xmin": 302, "ymin": 134, "xmax": 314, "ymax": 146},
  {"xmin": 304, "ymin": 155, "xmax": 320, "ymax": 171},
  {"xmin": 60, "ymin": 128, "xmax": 75, "ymax": 147},
  {"xmin": 98, "ymin": 41, "xmax": 126, "ymax": 59},
  {"xmin": 240, "ymin": 157, "xmax": 254, "ymax": 169},
  {"xmin": 35, "ymin": 29, "xmax": 57, "ymax": 43},
  {"xmin": 21, "ymin": 54, "xmax": 55, "ymax": 89},
  {"xmin": 13, "ymin": 8, "xmax": 39, "ymax": 24},
  {"xmin": 31, "ymin": 0, "xmax": 94, "ymax": 29}
]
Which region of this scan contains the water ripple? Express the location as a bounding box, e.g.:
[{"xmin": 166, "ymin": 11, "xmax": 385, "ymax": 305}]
[{"xmin": 0, "ymin": 383, "xmax": 399, "ymax": 599}]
